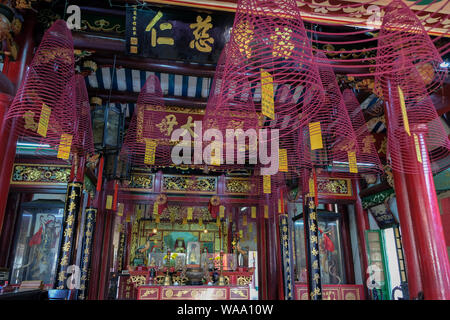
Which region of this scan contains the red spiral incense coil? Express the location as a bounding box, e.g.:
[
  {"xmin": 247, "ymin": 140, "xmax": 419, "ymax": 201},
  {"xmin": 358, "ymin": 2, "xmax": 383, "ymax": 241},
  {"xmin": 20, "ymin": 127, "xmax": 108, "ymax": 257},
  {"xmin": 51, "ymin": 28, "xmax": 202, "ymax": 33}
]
[
  {"xmin": 73, "ymin": 74, "xmax": 94, "ymax": 157},
  {"xmin": 4, "ymin": 20, "xmax": 76, "ymax": 155},
  {"xmin": 120, "ymin": 75, "xmax": 173, "ymax": 168},
  {"xmin": 381, "ymin": 56, "xmax": 450, "ymax": 174},
  {"xmin": 205, "ymin": 0, "xmax": 324, "ymax": 143},
  {"xmin": 342, "ymin": 89, "xmax": 384, "ymax": 176}
]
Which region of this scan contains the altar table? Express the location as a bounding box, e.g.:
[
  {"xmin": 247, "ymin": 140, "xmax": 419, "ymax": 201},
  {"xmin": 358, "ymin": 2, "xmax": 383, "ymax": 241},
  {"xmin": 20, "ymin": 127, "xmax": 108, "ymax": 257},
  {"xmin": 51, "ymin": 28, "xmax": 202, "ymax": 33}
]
[{"xmin": 138, "ymin": 285, "xmax": 250, "ymax": 300}]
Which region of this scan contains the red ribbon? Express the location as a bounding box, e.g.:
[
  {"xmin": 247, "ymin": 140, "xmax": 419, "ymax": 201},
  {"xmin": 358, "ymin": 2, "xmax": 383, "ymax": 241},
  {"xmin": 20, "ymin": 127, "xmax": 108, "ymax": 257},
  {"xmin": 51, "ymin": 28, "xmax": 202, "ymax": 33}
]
[
  {"xmin": 96, "ymin": 156, "xmax": 104, "ymax": 192},
  {"xmin": 279, "ymin": 189, "xmax": 284, "ymax": 214},
  {"xmin": 313, "ymin": 170, "xmax": 319, "ymax": 207},
  {"xmin": 112, "ymin": 181, "xmax": 119, "ymax": 211}
]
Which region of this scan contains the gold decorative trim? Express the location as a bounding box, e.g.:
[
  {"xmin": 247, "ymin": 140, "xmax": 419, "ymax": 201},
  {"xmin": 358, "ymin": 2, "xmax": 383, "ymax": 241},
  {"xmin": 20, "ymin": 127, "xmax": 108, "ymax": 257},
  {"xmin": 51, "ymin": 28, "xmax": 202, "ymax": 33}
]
[
  {"xmin": 81, "ymin": 19, "xmax": 125, "ymax": 34},
  {"xmin": 317, "ymin": 177, "xmax": 353, "ymax": 197},
  {"xmin": 11, "ymin": 163, "xmax": 71, "ymax": 186}
]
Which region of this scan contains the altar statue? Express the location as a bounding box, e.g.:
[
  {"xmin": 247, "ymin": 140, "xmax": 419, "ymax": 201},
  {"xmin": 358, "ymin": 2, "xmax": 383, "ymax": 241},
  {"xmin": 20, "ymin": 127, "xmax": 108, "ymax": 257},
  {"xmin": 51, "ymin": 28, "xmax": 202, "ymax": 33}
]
[
  {"xmin": 235, "ymin": 241, "xmax": 248, "ymax": 268},
  {"xmin": 174, "ymin": 238, "xmax": 186, "ymax": 253},
  {"xmin": 186, "ymin": 241, "xmax": 200, "ymax": 265}
]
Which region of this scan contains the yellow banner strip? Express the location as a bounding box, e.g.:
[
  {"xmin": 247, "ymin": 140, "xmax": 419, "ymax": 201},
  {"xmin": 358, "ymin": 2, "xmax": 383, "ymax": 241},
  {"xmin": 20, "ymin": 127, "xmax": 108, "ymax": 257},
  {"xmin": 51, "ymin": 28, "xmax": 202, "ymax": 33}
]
[
  {"xmin": 348, "ymin": 151, "xmax": 358, "ymax": 173},
  {"xmin": 261, "ymin": 69, "xmax": 275, "ymax": 120},
  {"xmin": 398, "ymin": 86, "xmax": 411, "ymax": 136},
  {"xmin": 57, "ymin": 133, "xmax": 72, "ymax": 160},
  {"xmin": 309, "ymin": 121, "xmax": 323, "ymax": 150},
  {"xmin": 279, "ymin": 148, "xmax": 288, "ymax": 172},
  {"xmin": 37, "ymin": 103, "xmax": 51, "ymax": 137},
  {"xmin": 413, "ymin": 134, "xmax": 422, "ymax": 163}
]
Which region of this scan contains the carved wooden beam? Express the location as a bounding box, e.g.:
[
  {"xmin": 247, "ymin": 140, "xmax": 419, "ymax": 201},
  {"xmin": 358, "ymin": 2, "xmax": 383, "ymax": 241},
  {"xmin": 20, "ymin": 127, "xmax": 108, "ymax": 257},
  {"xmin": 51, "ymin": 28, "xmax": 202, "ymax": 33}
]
[
  {"xmin": 90, "ymin": 53, "xmax": 216, "ymax": 78},
  {"xmin": 88, "ymin": 88, "xmax": 207, "ymax": 109},
  {"xmin": 72, "ymin": 31, "xmax": 371, "ymax": 74}
]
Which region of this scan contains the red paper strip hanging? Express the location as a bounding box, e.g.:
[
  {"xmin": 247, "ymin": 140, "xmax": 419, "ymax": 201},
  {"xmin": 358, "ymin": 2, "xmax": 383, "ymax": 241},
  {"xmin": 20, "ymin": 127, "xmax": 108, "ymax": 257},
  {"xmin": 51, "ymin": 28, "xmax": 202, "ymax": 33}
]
[
  {"xmin": 112, "ymin": 180, "xmax": 119, "ymax": 211},
  {"xmin": 96, "ymin": 155, "xmax": 104, "ymax": 191}
]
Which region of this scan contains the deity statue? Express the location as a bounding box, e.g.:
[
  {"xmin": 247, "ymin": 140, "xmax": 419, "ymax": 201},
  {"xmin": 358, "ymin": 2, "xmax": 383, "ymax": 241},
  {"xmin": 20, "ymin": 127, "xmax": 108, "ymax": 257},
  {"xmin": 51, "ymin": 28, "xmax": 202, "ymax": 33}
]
[{"xmin": 173, "ymin": 238, "xmax": 186, "ymax": 253}]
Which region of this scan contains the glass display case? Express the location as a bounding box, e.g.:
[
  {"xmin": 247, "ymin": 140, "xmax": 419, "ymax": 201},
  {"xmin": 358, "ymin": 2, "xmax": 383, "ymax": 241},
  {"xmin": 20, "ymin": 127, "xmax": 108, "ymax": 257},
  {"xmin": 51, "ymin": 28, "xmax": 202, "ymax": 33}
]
[
  {"xmin": 293, "ymin": 210, "xmax": 346, "ymax": 285},
  {"xmin": 9, "ymin": 200, "xmax": 65, "ymax": 285}
]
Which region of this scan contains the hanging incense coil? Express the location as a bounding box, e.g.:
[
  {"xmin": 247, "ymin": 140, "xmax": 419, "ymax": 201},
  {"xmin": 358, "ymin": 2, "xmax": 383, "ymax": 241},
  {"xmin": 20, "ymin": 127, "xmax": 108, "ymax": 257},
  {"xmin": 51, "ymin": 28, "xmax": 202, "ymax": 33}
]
[
  {"xmin": 375, "ymin": 0, "xmax": 446, "ymax": 95},
  {"xmin": 73, "ymin": 74, "xmax": 95, "ymax": 157},
  {"xmin": 380, "ymin": 56, "xmax": 450, "ymax": 174},
  {"xmin": 209, "ymin": 0, "xmax": 324, "ymax": 142},
  {"xmin": 4, "ymin": 20, "xmax": 76, "ymax": 156},
  {"xmin": 296, "ymin": 52, "xmax": 358, "ymax": 176},
  {"xmin": 342, "ymin": 89, "xmax": 384, "ymax": 176},
  {"xmin": 120, "ymin": 75, "xmax": 173, "ymax": 168}
]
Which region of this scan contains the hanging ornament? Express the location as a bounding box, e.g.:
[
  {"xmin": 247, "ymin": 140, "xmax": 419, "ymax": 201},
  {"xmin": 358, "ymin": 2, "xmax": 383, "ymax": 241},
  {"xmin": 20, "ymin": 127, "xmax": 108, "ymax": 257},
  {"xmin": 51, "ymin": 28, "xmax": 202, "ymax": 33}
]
[
  {"xmin": 208, "ymin": 195, "xmax": 220, "ymax": 218},
  {"xmin": 156, "ymin": 193, "xmax": 168, "ymax": 215}
]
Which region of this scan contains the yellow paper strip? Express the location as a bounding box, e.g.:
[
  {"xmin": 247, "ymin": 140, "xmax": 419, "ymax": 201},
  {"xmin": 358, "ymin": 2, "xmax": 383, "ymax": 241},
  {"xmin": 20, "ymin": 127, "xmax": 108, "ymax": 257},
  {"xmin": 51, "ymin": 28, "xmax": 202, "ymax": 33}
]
[
  {"xmin": 251, "ymin": 207, "xmax": 256, "ymax": 219},
  {"xmin": 37, "ymin": 103, "xmax": 51, "ymax": 137},
  {"xmin": 263, "ymin": 175, "xmax": 271, "ymax": 194},
  {"xmin": 219, "ymin": 205, "xmax": 225, "ymax": 218},
  {"xmin": 216, "ymin": 216, "xmax": 220, "ymax": 226},
  {"xmin": 413, "ymin": 134, "xmax": 422, "ymax": 163},
  {"xmin": 261, "ymin": 69, "xmax": 274, "ymax": 120},
  {"xmin": 309, "ymin": 121, "xmax": 323, "ymax": 150},
  {"xmin": 126, "ymin": 213, "xmax": 131, "ymax": 222},
  {"xmin": 264, "ymin": 205, "xmax": 269, "ymax": 219},
  {"xmin": 308, "ymin": 178, "xmax": 315, "ymax": 198},
  {"xmin": 348, "ymin": 151, "xmax": 358, "ymax": 173},
  {"xmin": 398, "ymin": 86, "xmax": 411, "ymax": 136},
  {"xmin": 239, "ymin": 230, "xmax": 243, "ymax": 238},
  {"xmin": 211, "ymin": 141, "xmax": 221, "ymax": 166},
  {"xmin": 57, "ymin": 133, "xmax": 72, "ymax": 160},
  {"xmin": 199, "ymin": 217, "xmax": 203, "ymax": 226},
  {"xmin": 105, "ymin": 195, "xmax": 113, "ymax": 210},
  {"xmin": 279, "ymin": 148, "xmax": 288, "ymax": 172},
  {"xmin": 278, "ymin": 199, "xmax": 282, "ymax": 213},
  {"xmin": 117, "ymin": 203, "xmax": 124, "ymax": 216},
  {"xmin": 182, "ymin": 217, "xmax": 187, "ymax": 225},
  {"xmin": 144, "ymin": 139, "xmax": 157, "ymax": 165},
  {"xmin": 249, "ymin": 223, "xmax": 253, "ymax": 233},
  {"xmin": 187, "ymin": 207, "xmax": 193, "ymax": 220},
  {"xmin": 153, "ymin": 203, "xmax": 159, "ymax": 215},
  {"xmin": 155, "ymin": 215, "xmax": 160, "ymax": 224},
  {"xmin": 243, "ymin": 214, "xmax": 247, "ymax": 226}
]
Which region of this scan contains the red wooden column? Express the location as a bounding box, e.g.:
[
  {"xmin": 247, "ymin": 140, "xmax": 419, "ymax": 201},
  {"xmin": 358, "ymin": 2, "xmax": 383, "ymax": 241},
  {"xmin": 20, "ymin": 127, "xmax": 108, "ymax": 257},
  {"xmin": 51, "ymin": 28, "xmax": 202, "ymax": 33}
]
[
  {"xmin": 339, "ymin": 204, "xmax": 356, "ymax": 284},
  {"xmin": 98, "ymin": 180, "xmax": 115, "ymax": 299},
  {"xmin": 257, "ymin": 203, "xmax": 268, "ymax": 299},
  {"xmin": 383, "ymin": 81, "xmax": 426, "ymax": 299},
  {"xmin": 391, "ymin": 167, "xmax": 423, "ymax": 299},
  {"xmin": 354, "ymin": 184, "xmax": 370, "ymax": 299},
  {"xmin": 0, "ymin": 15, "xmax": 35, "ymax": 236},
  {"xmin": 88, "ymin": 186, "xmax": 107, "ymax": 299},
  {"xmin": 402, "ymin": 124, "xmax": 450, "ymax": 299},
  {"xmin": 265, "ymin": 198, "xmax": 278, "ymax": 299}
]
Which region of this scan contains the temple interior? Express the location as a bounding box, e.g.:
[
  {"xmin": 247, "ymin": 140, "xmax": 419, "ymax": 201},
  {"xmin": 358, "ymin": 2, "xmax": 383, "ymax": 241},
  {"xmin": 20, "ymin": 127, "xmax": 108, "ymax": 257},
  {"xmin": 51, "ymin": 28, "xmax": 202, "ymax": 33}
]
[{"xmin": 0, "ymin": 0, "xmax": 449, "ymax": 301}]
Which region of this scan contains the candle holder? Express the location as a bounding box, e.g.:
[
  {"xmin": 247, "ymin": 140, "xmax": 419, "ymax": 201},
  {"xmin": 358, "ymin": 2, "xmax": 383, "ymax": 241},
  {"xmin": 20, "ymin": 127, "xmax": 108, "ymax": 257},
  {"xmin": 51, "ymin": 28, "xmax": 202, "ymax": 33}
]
[
  {"xmin": 164, "ymin": 250, "xmax": 172, "ymax": 286},
  {"xmin": 218, "ymin": 250, "xmax": 225, "ymax": 286}
]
